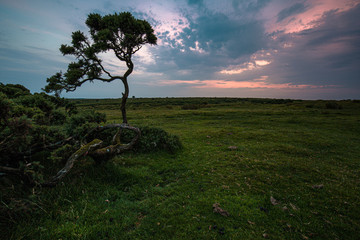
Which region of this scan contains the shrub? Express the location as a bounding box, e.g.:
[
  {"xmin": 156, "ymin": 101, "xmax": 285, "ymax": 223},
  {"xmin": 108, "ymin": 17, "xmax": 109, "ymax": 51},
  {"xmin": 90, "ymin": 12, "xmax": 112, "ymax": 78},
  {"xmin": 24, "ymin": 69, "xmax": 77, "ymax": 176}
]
[
  {"xmin": 0, "ymin": 83, "xmax": 182, "ymax": 220},
  {"xmin": 50, "ymin": 109, "xmax": 67, "ymax": 125},
  {"xmin": 65, "ymin": 111, "xmax": 106, "ymax": 137},
  {"xmin": 49, "ymin": 144, "xmax": 77, "ymax": 164},
  {"xmin": 0, "ymin": 83, "xmax": 31, "ymax": 98},
  {"xmin": 0, "ymin": 84, "xmax": 82, "ymax": 170},
  {"xmin": 182, "ymin": 104, "xmax": 201, "ymax": 110},
  {"xmin": 121, "ymin": 126, "xmax": 182, "ymax": 154},
  {"xmin": 325, "ymin": 101, "xmax": 342, "ymax": 109}
]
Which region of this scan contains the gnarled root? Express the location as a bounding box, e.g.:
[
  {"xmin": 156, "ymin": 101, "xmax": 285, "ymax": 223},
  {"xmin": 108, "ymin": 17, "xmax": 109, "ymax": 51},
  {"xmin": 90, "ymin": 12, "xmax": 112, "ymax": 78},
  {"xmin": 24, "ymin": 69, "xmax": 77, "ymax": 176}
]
[
  {"xmin": 1, "ymin": 124, "xmax": 141, "ymax": 187},
  {"xmin": 87, "ymin": 124, "xmax": 141, "ymax": 160},
  {"xmin": 41, "ymin": 124, "xmax": 140, "ymax": 187},
  {"xmin": 41, "ymin": 139, "xmax": 103, "ymax": 187}
]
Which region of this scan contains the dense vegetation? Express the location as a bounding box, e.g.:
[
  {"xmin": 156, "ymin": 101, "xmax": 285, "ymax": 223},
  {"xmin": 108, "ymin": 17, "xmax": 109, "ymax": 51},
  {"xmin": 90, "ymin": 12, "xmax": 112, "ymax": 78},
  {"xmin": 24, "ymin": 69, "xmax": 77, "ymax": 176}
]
[
  {"xmin": 2, "ymin": 95, "xmax": 359, "ymax": 239},
  {"xmin": 0, "ymin": 84, "xmax": 181, "ymax": 219}
]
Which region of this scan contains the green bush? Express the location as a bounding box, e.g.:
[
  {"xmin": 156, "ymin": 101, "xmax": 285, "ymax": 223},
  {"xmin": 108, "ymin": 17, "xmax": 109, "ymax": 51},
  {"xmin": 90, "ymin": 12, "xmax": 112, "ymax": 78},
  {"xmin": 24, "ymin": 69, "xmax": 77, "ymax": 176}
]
[
  {"xmin": 0, "ymin": 84, "xmax": 81, "ymax": 169},
  {"xmin": 0, "ymin": 83, "xmax": 30, "ymax": 98},
  {"xmin": 182, "ymin": 104, "xmax": 201, "ymax": 110},
  {"xmin": 49, "ymin": 144, "xmax": 77, "ymax": 164},
  {"xmin": 121, "ymin": 126, "xmax": 182, "ymax": 154},
  {"xmin": 1, "ymin": 83, "xmax": 183, "ymax": 221},
  {"xmin": 65, "ymin": 111, "xmax": 106, "ymax": 137},
  {"xmin": 325, "ymin": 101, "xmax": 342, "ymax": 109},
  {"xmin": 50, "ymin": 109, "xmax": 67, "ymax": 125}
]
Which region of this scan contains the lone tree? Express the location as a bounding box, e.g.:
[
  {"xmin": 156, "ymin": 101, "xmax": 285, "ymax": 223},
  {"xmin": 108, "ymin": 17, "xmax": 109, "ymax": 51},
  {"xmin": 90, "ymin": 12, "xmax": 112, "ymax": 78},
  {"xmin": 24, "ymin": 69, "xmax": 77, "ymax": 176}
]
[
  {"xmin": 32, "ymin": 12, "xmax": 158, "ymax": 185},
  {"xmin": 44, "ymin": 12, "xmax": 157, "ymax": 124}
]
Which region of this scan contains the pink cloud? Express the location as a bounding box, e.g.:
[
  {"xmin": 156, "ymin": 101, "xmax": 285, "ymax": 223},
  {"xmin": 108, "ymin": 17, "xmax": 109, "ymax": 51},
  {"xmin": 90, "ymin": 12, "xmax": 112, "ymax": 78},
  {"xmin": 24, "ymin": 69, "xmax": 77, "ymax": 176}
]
[
  {"xmin": 264, "ymin": 0, "xmax": 359, "ymax": 34},
  {"xmin": 153, "ymin": 79, "xmax": 337, "ymax": 90}
]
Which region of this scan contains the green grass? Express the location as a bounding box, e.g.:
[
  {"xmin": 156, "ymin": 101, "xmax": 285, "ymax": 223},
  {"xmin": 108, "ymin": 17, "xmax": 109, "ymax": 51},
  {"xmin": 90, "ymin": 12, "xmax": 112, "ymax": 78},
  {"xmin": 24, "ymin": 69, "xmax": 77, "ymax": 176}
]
[{"xmin": 3, "ymin": 98, "xmax": 360, "ymax": 239}]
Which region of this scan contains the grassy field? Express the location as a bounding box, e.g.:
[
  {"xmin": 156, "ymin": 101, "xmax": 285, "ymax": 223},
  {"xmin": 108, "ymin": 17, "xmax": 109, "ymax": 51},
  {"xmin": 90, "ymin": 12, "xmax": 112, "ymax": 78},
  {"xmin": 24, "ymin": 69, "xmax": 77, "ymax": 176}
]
[{"xmin": 3, "ymin": 98, "xmax": 360, "ymax": 239}]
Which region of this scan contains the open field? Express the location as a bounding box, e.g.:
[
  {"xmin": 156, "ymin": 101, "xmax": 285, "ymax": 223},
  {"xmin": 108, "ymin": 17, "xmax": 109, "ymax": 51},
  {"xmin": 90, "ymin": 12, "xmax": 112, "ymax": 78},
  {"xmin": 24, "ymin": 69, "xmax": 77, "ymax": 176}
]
[{"xmin": 3, "ymin": 98, "xmax": 360, "ymax": 239}]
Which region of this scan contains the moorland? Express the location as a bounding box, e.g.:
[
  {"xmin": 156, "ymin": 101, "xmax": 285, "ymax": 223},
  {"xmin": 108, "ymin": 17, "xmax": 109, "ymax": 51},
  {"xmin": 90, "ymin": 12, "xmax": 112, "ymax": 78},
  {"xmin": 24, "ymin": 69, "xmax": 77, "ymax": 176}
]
[{"xmin": 2, "ymin": 97, "xmax": 360, "ymax": 239}]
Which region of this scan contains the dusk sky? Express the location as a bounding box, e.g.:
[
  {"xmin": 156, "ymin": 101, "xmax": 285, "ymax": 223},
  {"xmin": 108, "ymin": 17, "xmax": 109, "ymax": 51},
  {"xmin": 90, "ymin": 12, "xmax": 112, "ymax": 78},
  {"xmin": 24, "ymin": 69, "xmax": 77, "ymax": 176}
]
[{"xmin": 0, "ymin": 0, "xmax": 359, "ymax": 99}]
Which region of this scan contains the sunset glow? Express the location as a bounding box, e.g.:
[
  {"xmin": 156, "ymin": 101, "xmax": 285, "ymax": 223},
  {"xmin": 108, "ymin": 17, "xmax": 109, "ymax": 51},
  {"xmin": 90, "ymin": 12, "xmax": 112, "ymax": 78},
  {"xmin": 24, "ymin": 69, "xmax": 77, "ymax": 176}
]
[{"xmin": 154, "ymin": 78, "xmax": 333, "ymax": 90}]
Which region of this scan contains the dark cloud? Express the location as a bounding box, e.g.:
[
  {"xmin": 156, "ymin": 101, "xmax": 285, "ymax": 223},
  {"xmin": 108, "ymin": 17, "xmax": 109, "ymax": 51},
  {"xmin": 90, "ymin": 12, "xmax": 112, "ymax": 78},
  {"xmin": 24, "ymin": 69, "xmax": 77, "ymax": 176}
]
[
  {"xmin": 194, "ymin": 12, "xmax": 266, "ymax": 57},
  {"xmin": 232, "ymin": 0, "xmax": 271, "ymax": 13},
  {"xmin": 154, "ymin": 8, "xmax": 268, "ymax": 81},
  {"xmin": 269, "ymin": 4, "xmax": 360, "ymax": 89},
  {"xmin": 277, "ymin": 2, "xmax": 308, "ymax": 22},
  {"xmin": 187, "ymin": 0, "xmax": 203, "ymax": 6},
  {"xmin": 302, "ymin": 7, "xmax": 360, "ymax": 70}
]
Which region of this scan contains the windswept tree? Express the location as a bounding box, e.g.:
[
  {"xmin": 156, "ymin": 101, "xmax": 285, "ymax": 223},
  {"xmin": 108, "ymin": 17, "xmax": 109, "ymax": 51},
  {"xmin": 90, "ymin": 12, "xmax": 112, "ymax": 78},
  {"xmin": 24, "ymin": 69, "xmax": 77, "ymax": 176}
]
[
  {"xmin": 44, "ymin": 12, "xmax": 157, "ymax": 124},
  {"xmin": 14, "ymin": 12, "xmax": 159, "ymax": 186}
]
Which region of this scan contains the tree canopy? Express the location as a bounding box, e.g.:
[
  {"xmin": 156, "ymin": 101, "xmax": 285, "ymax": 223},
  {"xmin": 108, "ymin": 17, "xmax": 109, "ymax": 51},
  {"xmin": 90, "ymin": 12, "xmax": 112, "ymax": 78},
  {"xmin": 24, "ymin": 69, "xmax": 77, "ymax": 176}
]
[{"xmin": 44, "ymin": 12, "xmax": 157, "ymax": 123}]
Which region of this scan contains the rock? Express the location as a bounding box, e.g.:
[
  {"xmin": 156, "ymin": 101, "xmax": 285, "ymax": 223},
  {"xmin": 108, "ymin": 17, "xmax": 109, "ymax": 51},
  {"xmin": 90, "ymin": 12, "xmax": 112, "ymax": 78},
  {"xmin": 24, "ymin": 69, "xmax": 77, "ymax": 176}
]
[
  {"xmin": 270, "ymin": 196, "xmax": 279, "ymax": 205},
  {"xmin": 289, "ymin": 203, "xmax": 298, "ymax": 210},
  {"xmin": 213, "ymin": 203, "xmax": 230, "ymax": 217},
  {"xmin": 312, "ymin": 184, "xmax": 324, "ymax": 189}
]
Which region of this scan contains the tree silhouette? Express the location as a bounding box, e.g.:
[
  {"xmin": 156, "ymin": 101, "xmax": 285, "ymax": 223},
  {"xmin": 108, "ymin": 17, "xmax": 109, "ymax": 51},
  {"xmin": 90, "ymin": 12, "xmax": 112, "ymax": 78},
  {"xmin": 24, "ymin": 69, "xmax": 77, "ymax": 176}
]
[{"xmin": 44, "ymin": 12, "xmax": 157, "ymax": 123}]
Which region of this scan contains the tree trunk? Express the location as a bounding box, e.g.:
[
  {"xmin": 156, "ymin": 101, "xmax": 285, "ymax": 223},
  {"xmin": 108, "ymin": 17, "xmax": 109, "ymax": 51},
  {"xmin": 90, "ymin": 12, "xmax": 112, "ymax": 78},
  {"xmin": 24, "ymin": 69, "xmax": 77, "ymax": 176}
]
[
  {"xmin": 42, "ymin": 139, "xmax": 103, "ymax": 187},
  {"xmin": 121, "ymin": 78, "xmax": 129, "ymax": 124},
  {"xmin": 121, "ymin": 59, "xmax": 133, "ymax": 124}
]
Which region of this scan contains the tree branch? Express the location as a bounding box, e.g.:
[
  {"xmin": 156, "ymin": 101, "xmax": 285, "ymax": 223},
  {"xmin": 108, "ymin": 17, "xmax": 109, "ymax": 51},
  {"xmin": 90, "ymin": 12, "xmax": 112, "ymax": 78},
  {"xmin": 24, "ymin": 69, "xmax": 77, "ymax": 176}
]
[
  {"xmin": 0, "ymin": 133, "xmax": 14, "ymax": 146},
  {"xmin": 41, "ymin": 139, "xmax": 103, "ymax": 187},
  {"xmin": 0, "ymin": 166, "xmax": 22, "ymax": 175},
  {"xmin": 41, "ymin": 124, "xmax": 140, "ymax": 187}
]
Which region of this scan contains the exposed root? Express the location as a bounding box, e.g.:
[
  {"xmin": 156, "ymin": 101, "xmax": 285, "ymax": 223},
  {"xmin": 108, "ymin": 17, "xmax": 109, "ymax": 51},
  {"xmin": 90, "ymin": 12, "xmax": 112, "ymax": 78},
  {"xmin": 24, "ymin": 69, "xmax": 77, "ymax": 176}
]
[{"xmin": 1, "ymin": 124, "xmax": 141, "ymax": 188}]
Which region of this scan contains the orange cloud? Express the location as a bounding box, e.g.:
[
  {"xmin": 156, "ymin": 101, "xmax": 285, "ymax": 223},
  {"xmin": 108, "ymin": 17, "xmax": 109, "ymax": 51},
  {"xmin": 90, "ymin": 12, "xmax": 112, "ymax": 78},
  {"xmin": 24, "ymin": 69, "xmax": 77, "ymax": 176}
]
[
  {"xmin": 219, "ymin": 49, "xmax": 273, "ymax": 75},
  {"xmin": 219, "ymin": 59, "xmax": 271, "ymax": 75},
  {"xmin": 219, "ymin": 62, "xmax": 256, "ymax": 75},
  {"xmin": 255, "ymin": 60, "xmax": 271, "ymax": 66}
]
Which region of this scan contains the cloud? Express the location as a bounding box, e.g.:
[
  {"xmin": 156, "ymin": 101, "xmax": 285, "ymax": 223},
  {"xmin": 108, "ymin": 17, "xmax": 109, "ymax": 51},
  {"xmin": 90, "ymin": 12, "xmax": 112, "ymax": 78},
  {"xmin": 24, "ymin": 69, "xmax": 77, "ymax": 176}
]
[
  {"xmin": 218, "ymin": 55, "xmax": 272, "ymax": 75},
  {"xmin": 149, "ymin": 77, "xmax": 334, "ymax": 90},
  {"xmin": 277, "ymin": 2, "xmax": 308, "ymax": 22},
  {"xmin": 188, "ymin": 0, "xmax": 203, "ymax": 6},
  {"xmin": 185, "ymin": 12, "xmax": 267, "ymax": 58},
  {"xmin": 131, "ymin": 0, "xmax": 359, "ymax": 99},
  {"xmin": 266, "ymin": 3, "xmax": 360, "ymax": 89},
  {"xmin": 1, "ymin": 0, "xmax": 359, "ymax": 99},
  {"xmin": 264, "ymin": 0, "xmax": 358, "ymax": 34},
  {"xmin": 150, "ymin": 5, "xmax": 269, "ymax": 83}
]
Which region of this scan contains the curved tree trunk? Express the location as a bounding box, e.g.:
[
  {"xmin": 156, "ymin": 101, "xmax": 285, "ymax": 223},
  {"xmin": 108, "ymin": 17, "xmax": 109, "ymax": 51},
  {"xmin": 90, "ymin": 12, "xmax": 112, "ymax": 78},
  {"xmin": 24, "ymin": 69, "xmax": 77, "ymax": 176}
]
[
  {"xmin": 121, "ymin": 78, "xmax": 129, "ymax": 124},
  {"xmin": 121, "ymin": 59, "xmax": 133, "ymax": 124},
  {"xmin": 42, "ymin": 139, "xmax": 103, "ymax": 187}
]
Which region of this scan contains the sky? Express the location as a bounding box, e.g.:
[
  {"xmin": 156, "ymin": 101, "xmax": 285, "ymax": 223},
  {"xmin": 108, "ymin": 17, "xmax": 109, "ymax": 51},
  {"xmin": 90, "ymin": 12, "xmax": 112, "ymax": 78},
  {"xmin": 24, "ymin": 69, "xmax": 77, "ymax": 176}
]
[{"xmin": 0, "ymin": 0, "xmax": 359, "ymax": 99}]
